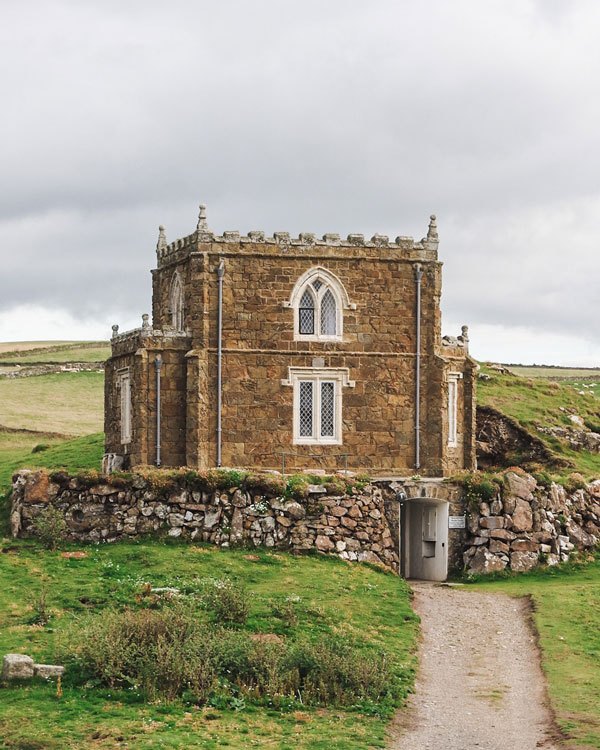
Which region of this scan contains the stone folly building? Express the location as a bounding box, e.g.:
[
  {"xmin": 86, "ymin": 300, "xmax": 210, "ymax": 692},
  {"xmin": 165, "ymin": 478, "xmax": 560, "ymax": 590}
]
[{"xmin": 104, "ymin": 205, "xmax": 476, "ymax": 477}]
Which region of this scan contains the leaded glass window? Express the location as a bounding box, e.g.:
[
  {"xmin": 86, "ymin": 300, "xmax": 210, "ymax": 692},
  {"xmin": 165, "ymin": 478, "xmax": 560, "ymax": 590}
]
[
  {"xmin": 299, "ymin": 381, "xmax": 314, "ymax": 437},
  {"xmin": 320, "ymin": 381, "xmax": 335, "ymax": 437},
  {"xmin": 299, "ymin": 290, "xmax": 315, "ymax": 335},
  {"xmin": 320, "ymin": 289, "xmax": 337, "ymax": 335}
]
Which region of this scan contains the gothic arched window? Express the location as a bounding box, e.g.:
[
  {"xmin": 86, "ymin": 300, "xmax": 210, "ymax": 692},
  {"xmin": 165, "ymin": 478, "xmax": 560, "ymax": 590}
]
[
  {"xmin": 169, "ymin": 272, "xmax": 184, "ymax": 331},
  {"xmin": 288, "ymin": 267, "xmax": 352, "ymax": 342}
]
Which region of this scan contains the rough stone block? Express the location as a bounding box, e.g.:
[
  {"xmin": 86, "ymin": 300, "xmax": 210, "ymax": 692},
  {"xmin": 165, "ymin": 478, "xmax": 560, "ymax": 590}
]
[
  {"xmin": 2, "ymin": 654, "xmax": 34, "ymax": 680},
  {"xmin": 34, "ymin": 664, "xmax": 65, "ymax": 680},
  {"xmin": 479, "ymin": 516, "xmax": 505, "ymax": 530},
  {"xmin": 510, "ymin": 551, "xmax": 538, "ymax": 572}
]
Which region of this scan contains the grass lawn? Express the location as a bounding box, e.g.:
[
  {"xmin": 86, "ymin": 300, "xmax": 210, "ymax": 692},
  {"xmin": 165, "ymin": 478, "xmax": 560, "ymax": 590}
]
[
  {"xmin": 470, "ymin": 559, "xmax": 600, "ymax": 749},
  {"xmin": 0, "ymin": 540, "xmax": 418, "ymax": 750},
  {"xmin": 0, "ymin": 371, "xmax": 104, "ymax": 436},
  {"xmin": 0, "ymin": 432, "xmax": 104, "ymax": 497},
  {"xmin": 478, "ymin": 365, "xmax": 600, "ymax": 478}
]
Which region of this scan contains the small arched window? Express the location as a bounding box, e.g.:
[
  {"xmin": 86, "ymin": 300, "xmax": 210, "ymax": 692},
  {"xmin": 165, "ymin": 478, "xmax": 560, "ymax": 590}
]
[
  {"xmin": 169, "ymin": 272, "xmax": 184, "ymax": 331},
  {"xmin": 288, "ymin": 267, "xmax": 351, "ymax": 342}
]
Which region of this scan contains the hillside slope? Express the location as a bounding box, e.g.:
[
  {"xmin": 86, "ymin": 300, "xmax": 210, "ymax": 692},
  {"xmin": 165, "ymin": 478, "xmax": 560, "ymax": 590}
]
[{"xmin": 477, "ymin": 364, "xmax": 600, "ymax": 478}]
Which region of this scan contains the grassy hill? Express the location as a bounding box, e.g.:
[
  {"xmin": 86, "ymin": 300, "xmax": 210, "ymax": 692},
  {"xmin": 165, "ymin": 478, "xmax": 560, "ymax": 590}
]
[
  {"xmin": 478, "ymin": 363, "xmax": 600, "ymax": 478},
  {"xmin": 0, "ymin": 541, "xmax": 417, "ymax": 750}
]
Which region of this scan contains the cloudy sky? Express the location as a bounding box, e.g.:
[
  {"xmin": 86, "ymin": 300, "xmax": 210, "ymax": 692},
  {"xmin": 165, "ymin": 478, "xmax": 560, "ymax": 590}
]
[{"xmin": 1, "ymin": 0, "xmax": 598, "ymax": 365}]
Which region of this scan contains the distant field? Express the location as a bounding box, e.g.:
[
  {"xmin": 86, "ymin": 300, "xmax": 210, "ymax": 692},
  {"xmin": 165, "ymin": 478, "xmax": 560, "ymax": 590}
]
[
  {"xmin": 0, "ymin": 341, "xmax": 75, "ymax": 354},
  {"xmin": 0, "ymin": 345, "xmax": 110, "ymax": 364},
  {"xmin": 504, "ymin": 365, "xmax": 600, "ymax": 380},
  {"xmin": 0, "ymin": 371, "xmax": 104, "ymax": 435},
  {"xmin": 0, "ymin": 341, "xmax": 109, "ymax": 363},
  {"xmin": 506, "ymin": 365, "xmax": 600, "ymax": 381}
]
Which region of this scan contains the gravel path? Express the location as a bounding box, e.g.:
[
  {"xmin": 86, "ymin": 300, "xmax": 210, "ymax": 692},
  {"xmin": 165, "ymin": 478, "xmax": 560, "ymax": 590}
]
[{"xmin": 390, "ymin": 583, "xmax": 561, "ymax": 750}]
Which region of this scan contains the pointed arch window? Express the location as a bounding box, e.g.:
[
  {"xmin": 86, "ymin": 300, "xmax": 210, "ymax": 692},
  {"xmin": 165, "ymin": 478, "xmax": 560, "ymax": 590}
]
[
  {"xmin": 288, "ymin": 268, "xmax": 353, "ymax": 342},
  {"xmin": 169, "ymin": 273, "xmax": 184, "ymax": 331}
]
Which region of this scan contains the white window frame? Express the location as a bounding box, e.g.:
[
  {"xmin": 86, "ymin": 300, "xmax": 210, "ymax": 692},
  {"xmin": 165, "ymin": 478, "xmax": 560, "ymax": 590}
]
[
  {"xmin": 447, "ymin": 372, "xmax": 462, "ymax": 447},
  {"xmin": 281, "ymin": 367, "xmax": 355, "ymax": 445},
  {"xmin": 284, "ymin": 267, "xmax": 355, "ymax": 343},
  {"xmin": 118, "ymin": 368, "xmax": 132, "ymax": 445}
]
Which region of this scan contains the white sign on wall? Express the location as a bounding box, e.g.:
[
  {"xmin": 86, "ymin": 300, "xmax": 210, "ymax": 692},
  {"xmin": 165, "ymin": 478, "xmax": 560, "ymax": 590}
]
[{"xmin": 448, "ymin": 515, "xmax": 466, "ymax": 529}]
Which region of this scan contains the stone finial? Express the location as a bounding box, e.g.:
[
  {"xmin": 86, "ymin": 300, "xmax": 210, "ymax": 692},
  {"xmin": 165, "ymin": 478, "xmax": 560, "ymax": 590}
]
[
  {"xmin": 111, "ymin": 324, "xmax": 119, "ymax": 339},
  {"xmin": 427, "ymin": 214, "xmax": 438, "ymax": 242},
  {"xmin": 142, "ymin": 313, "xmax": 150, "ymax": 330},
  {"xmin": 156, "ymin": 225, "xmax": 167, "ymax": 255},
  {"xmin": 197, "ymin": 203, "xmax": 209, "ymax": 231}
]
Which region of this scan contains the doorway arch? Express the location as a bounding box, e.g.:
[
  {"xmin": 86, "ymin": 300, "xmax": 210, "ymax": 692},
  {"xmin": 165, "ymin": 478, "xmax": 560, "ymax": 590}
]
[{"xmin": 400, "ymin": 498, "xmax": 449, "ymax": 581}]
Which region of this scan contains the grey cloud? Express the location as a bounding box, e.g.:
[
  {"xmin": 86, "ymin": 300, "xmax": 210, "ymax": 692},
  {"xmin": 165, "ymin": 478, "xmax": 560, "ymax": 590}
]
[{"xmin": 0, "ymin": 0, "xmax": 599, "ymax": 361}]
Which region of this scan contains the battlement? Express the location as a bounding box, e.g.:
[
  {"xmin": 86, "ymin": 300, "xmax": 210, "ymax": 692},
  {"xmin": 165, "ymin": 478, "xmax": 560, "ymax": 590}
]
[{"xmin": 155, "ymin": 204, "xmax": 440, "ymax": 266}]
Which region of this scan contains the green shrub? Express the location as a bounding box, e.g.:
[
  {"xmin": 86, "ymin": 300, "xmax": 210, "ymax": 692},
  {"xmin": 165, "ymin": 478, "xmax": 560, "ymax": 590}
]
[
  {"xmin": 62, "ymin": 603, "xmax": 397, "ymax": 707},
  {"xmin": 244, "ymin": 474, "xmax": 286, "ymax": 497},
  {"xmin": 31, "ymin": 506, "xmax": 67, "ymax": 550},
  {"xmin": 200, "ymin": 578, "xmax": 250, "ymax": 625},
  {"xmin": 28, "ymin": 585, "xmax": 51, "ymax": 626},
  {"xmin": 458, "ymin": 472, "xmax": 501, "ymax": 509},
  {"xmin": 31, "ymin": 443, "xmax": 50, "ymax": 454},
  {"xmin": 63, "ymin": 603, "xmax": 216, "ymax": 701},
  {"xmin": 270, "ymin": 595, "xmax": 301, "ymax": 628},
  {"xmin": 285, "ymin": 475, "xmax": 310, "ymax": 499}
]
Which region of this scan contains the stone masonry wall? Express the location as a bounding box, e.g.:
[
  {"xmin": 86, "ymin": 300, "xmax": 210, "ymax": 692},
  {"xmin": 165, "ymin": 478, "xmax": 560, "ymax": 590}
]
[
  {"xmin": 464, "ymin": 471, "xmax": 600, "ymax": 574},
  {"xmin": 106, "ymin": 212, "xmax": 477, "ymax": 477},
  {"xmin": 11, "ymin": 470, "xmax": 400, "ymax": 571}
]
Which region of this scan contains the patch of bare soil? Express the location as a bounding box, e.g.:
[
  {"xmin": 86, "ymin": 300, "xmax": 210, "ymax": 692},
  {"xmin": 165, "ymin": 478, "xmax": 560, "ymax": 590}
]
[{"xmin": 389, "ymin": 583, "xmax": 562, "ymax": 750}]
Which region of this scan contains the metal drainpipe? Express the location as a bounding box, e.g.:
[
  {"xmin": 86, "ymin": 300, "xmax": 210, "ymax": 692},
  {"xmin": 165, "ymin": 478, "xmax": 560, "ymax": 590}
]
[
  {"xmin": 414, "ymin": 263, "xmax": 423, "ymax": 470},
  {"xmin": 154, "ymin": 354, "xmax": 162, "ymax": 466},
  {"xmin": 216, "ymin": 260, "xmax": 225, "ymax": 467}
]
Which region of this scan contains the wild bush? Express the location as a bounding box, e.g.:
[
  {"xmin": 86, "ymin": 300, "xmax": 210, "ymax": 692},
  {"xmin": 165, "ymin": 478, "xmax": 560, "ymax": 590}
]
[
  {"xmin": 31, "ymin": 505, "xmax": 67, "ymax": 550},
  {"xmin": 64, "ymin": 603, "xmax": 216, "ymax": 701},
  {"xmin": 199, "ymin": 578, "xmax": 250, "ymax": 625},
  {"xmin": 62, "ymin": 603, "xmax": 397, "ymax": 706}
]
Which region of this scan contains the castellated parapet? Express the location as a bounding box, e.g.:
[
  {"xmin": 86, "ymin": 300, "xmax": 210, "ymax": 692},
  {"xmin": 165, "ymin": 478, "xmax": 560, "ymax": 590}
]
[{"xmin": 104, "ymin": 204, "xmax": 476, "ymax": 475}]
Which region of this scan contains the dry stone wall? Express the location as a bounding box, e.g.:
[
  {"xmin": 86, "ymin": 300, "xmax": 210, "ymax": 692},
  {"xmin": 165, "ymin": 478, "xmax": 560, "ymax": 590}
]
[
  {"xmin": 10, "ymin": 470, "xmax": 400, "ymax": 571},
  {"xmin": 10, "ymin": 469, "xmax": 599, "ymax": 577},
  {"xmin": 464, "ymin": 471, "xmax": 600, "ymax": 574}
]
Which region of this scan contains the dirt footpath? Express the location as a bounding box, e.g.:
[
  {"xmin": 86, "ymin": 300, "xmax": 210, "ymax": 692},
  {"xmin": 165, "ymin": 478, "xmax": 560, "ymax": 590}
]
[{"xmin": 390, "ymin": 583, "xmax": 561, "ymax": 750}]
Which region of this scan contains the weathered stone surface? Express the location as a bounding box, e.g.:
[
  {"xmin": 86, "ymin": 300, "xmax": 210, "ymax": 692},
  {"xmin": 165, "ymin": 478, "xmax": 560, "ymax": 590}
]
[
  {"xmin": 510, "ymin": 551, "xmax": 538, "ymax": 572},
  {"xmin": 284, "ymin": 501, "xmax": 305, "ymax": 520},
  {"xmin": 511, "ymin": 499, "xmax": 533, "ymax": 533},
  {"xmin": 2, "ymin": 654, "xmax": 34, "ymax": 680},
  {"xmin": 315, "ymin": 535, "xmax": 335, "ymax": 552},
  {"xmin": 489, "ymin": 539, "xmax": 510, "ymax": 554},
  {"xmin": 469, "ymin": 548, "xmax": 507, "ymax": 574},
  {"xmin": 504, "ymin": 471, "xmax": 537, "ymax": 501},
  {"xmin": 490, "ymin": 529, "xmax": 516, "ymax": 539},
  {"xmin": 480, "ymin": 516, "xmax": 505, "ymax": 530},
  {"xmin": 34, "ymin": 664, "xmax": 65, "ymax": 679}
]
